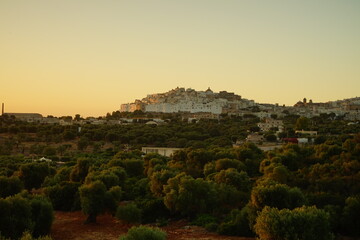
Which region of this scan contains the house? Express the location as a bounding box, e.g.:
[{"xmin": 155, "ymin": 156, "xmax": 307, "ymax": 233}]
[
  {"xmin": 295, "ymin": 130, "xmax": 317, "ymax": 136},
  {"xmin": 141, "ymin": 147, "xmax": 182, "ymax": 157},
  {"xmin": 246, "ymin": 133, "xmax": 264, "ymax": 143},
  {"xmin": 3, "ymin": 113, "xmax": 43, "ymax": 122}
]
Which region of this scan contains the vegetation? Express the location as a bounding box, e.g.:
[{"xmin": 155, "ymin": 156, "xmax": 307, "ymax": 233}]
[
  {"xmin": 119, "ymin": 225, "xmax": 166, "ymax": 240},
  {"xmin": 0, "ymin": 113, "xmax": 359, "ymax": 239}
]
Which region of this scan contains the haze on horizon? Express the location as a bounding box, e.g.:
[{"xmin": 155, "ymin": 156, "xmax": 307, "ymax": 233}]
[{"xmin": 1, "ymin": 0, "xmax": 359, "ymax": 117}]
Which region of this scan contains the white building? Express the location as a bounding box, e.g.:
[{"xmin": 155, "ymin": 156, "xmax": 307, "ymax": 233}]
[
  {"xmin": 142, "ymin": 147, "xmax": 182, "ymax": 157},
  {"xmin": 122, "ymin": 87, "xmax": 257, "ymax": 115}
]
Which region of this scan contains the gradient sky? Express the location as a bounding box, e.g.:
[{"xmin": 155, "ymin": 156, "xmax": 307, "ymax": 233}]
[{"xmin": 1, "ymin": 0, "xmax": 359, "ymax": 117}]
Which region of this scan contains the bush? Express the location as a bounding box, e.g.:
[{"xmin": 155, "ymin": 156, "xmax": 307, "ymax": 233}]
[
  {"xmin": 30, "ymin": 196, "xmax": 54, "ymax": 237},
  {"xmin": 116, "ymin": 203, "xmax": 142, "ymax": 224},
  {"xmin": 0, "ymin": 176, "xmax": 23, "ymax": 198},
  {"xmin": 254, "ymin": 206, "xmax": 334, "ymax": 240},
  {"xmin": 119, "ymin": 225, "xmax": 166, "ymax": 240},
  {"xmin": 44, "ymin": 181, "xmax": 81, "ymax": 211},
  {"xmin": 217, "ymin": 206, "xmax": 254, "ymax": 237},
  {"xmin": 340, "ymin": 196, "xmax": 360, "ymax": 237},
  {"xmin": 0, "ymin": 195, "xmax": 33, "ymax": 240},
  {"xmin": 18, "ymin": 232, "xmax": 53, "ymax": 240},
  {"xmin": 191, "ymin": 214, "xmax": 217, "ymax": 227},
  {"xmin": 0, "ymin": 194, "xmax": 55, "ymax": 239}
]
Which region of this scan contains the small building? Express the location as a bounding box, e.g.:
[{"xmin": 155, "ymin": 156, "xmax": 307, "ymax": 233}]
[
  {"xmin": 141, "ymin": 147, "xmax": 182, "ymax": 157},
  {"xmin": 295, "ymin": 130, "xmax": 317, "ymax": 136},
  {"xmin": 246, "ymin": 133, "xmax": 264, "ymax": 143},
  {"xmin": 4, "ymin": 113, "xmax": 43, "ymax": 122}
]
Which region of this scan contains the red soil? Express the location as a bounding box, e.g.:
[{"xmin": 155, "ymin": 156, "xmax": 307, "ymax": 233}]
[{"xmin": 51, "ymin": 211, "xmax": 254, "ymax": 240}]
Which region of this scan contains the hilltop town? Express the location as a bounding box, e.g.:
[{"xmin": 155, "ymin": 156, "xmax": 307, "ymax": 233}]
[
  {"xmin": 120, "ymin": 87, "xmax": 360, "ymax": 121},
  {"xmin": 2, "ymin": 87, "xmax": 360, "ymax": 125}
]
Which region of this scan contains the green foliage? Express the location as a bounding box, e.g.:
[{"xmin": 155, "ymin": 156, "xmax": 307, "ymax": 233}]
[
  {"xmin": 215, "ymin": 158, "xmax": 245, "ymax": 172},
  {"xmin": 116, "ymin": 203, "xmax": 142, "ymax": 224},
  {"xmin": 163, "ymin": 173, "xmax": 217, "ymax": 217},
  {"xmin": 17, "ymin": 232, "xmax": 52, "ymax": 240},
  {"xmin": 215, "ymin": 183, "xmax": 249, "ymax": 213},
  {"xmin": 217, "ymin": 206, "xmax": 254, "ymax": 237},
  {"xmin": 0, "ymin": 195, "xmax": 33, "ymax": 240},
  {"xmin": 149, "ymin": 169, "xmax": 177, "ymax": 197},
  {"xmin": 18, "ymin": 163, "xmax": 53, "ymax": 190},
  {"xmin": 85, "ymin": 170, "xmax": 120, "ymax": 189},
  {"xmin": 105, "ymin": 186, "xmax": 122, "ymax": 214},
  {"xmin": 214, "ymin": 168, "xmax": 251, "ymax": 192},
  {"xmin": 295, "ymin": 116, "xmax": 310, "ymax": 130},
  {"xmin": 191, "ymin": 214, "xmax": 217, "ymax": 227},
  {"xmin": 254, "ymin": 206, "xmax": 334, "ymax": 240},
  {"xmin": 0, "ymin": 194, "xmax": 54, "ymax": 240},
  {"xmin": 44, "ymin": 181, "xmax": 81, "ymax": 211},
  {"xmin": 79, "ymin": 180, "xmax": 107, "ymax": 223},
  {"xmin": 251, "ymin": 181, "xmax": 306, "ymax": 210},
  {"xmin": 136, "ymin": 197, "xmax": 170, "ymax": 223},
  {"xmin": 30, "ymin": 196, "xmax": 54, "ymax": 238},
  {"xmin": 70, "ymin": 158, "xmax": 91, "ymax": 183},
  {"xmin": 0, "ymin": 176, "xmax": 23, "ymax": 198},
  {"xmin": 119, "ymin": 225, "xmax": 166, "ymax": 240},
  {"xmin": 121, "ymin": 159, "xmax": 144, "ymax": 178},
  {"xmin": 340, "ymin": 196, "xmax": 360, "ymax": 237}
]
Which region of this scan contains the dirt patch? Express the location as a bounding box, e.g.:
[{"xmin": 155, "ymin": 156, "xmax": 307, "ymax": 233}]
[{"xmin": 51, "ymin": 211, "xmax": 254, "ymax": 240}]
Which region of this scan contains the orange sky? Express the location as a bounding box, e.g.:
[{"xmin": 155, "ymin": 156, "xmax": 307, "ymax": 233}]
[{"xmin": 1, "ymin": 0, "xmax": 359, "ymax": 117}]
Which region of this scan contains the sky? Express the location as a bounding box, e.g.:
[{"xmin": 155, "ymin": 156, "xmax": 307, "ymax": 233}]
[{"xmin": 1, "ymin": 0, "xmax": 359, "ymax": 117}]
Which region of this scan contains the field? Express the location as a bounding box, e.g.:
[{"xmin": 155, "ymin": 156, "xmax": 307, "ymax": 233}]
[{"xmin": 51, "ymin": 211, "xmax": 254, "ymax": 240}]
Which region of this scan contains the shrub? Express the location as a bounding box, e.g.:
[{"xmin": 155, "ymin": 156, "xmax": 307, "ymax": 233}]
[
  {"xmin": 340, "ymin": 196, "xmax": 360, "ymax": 237},
  {"xmin": 0, "ymin": 195, "xmax": 32, "ymax": 240},
  {"xmin": 44, "ymin": 181, "xmax": 81, "ymax": 211},
  {"xmin": 30, "ymin": 196, "xmax": 54, "ymax": 237},
  {"xmin": 217, "ymin": 206, "xmax": 254, "ymax": 237},
  {"xmin": 119, "ymin": 225, "xmax": 166, "ymax": 240},
  {"xmin": 0, "ymin": 176, "xmax": 23, "ymax": 198},
  {"xmin": 191, "ymin": 214, "xmax": 217, "ymax": 227},
  {"xmin": 116, "ymin": 203, "xmax": 142, "ymax": 224},
  {"xmin": 254, "ymin": 206, "xmax": 334, "ymax": 240}
]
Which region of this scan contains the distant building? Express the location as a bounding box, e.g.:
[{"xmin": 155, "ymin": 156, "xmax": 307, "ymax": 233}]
[
  {"xmin": 141, "ymin": 147, "xmax": 182, "ymax": 157},
  {"xmin": 295, "ymin": 130, "xmax": 317, "ymax": 136},
  {"xmin": 3, "ymin": 113, "xmax": 43, "ymax": 122},
  {"xmin": 121, "ymin": 87, "xmax": 256, "ymax": 115},
  {"xmin": 246, "ymin": 133, "xmax": 264, "ymax": 143}
]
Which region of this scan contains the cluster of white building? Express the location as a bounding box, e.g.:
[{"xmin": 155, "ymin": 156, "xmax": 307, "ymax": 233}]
[{"xmin": 121, "ymin": 87, "xmax": 256, "ymax": 114}]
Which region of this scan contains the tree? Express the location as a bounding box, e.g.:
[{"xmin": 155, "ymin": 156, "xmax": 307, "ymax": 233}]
[
  {"xmin": 18, "ymin": 163, "xmax": 53, "ymax": 190},
  {"xmin": 44, "ymin": 181, "xmax": 81, "ymax": 211},
  {"xmin": 340, "ymin": 196, "xmax": 360, "ymax": 237},
  {"xmin": 30, "ymin": 196, "xmax": 54, "ymax": 238},
  {"xmin": 70, "ymin": 158, "xmax": 91, "ymax": 183},
  {"xmin": 163, "ymin": 173, "xmax": 217, "ymax": 217},
  {"xmin": 255, "ymin": 206, "xmax": 334, "ymax": 240},
  {"xmin": 250, "ymin": 181, "xmax": 306, "ymax": 210},
  {"xmin": 0, "ymin": 176, "xmax": 23, "ymax": 198},
  {"xmin": 0, "ymin": 195, "xmax": 32, "ymax": 239},
  {"xmin": 214, "ymin": 168, "xmax": 251, "ymax": 192},
  {"xmin": 295, "ymin": 116, "xmax": 310, "ymax": 130},
  {"xmin": 79, "ymin": 180, "xmax": 106, "ymax": 223},
  {"xmin": 215, "ymin": 158, "xmax": 246, "ymax": 172}
]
